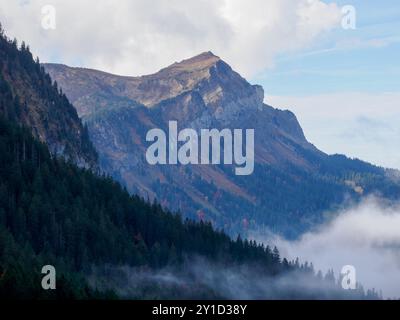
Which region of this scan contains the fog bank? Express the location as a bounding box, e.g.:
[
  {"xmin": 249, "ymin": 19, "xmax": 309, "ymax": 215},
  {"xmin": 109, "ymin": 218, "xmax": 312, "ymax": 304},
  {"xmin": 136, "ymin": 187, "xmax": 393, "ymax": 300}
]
[{"xmin": 251, "ymin": 197, "xmax": 400, "ymax": 299}]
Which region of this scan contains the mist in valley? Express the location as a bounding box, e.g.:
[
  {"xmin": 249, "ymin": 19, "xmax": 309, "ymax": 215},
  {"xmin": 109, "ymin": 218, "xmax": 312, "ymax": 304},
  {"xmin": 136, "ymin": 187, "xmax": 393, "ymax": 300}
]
[{"xmin": 251, "ymin": 197, "xmax": 400, "ymax": 299}]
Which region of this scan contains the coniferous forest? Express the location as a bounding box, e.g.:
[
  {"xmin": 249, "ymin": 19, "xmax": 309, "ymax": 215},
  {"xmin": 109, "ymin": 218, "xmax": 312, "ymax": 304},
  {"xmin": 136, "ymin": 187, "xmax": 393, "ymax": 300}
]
[{"xmin": 0, "ymin": 113, "xmax": 381, "ymax": 299}]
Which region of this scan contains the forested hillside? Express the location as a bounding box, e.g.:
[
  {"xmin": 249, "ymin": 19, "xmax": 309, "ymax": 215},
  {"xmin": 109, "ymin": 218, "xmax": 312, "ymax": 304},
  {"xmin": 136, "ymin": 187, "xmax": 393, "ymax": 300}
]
[
  {"xmin": 0, "ymin": 24, "xmax": 97, "ymax": 168},
  {"xmin": 0, "ymin": 115, "xmax": 381, "ymax": 299}
]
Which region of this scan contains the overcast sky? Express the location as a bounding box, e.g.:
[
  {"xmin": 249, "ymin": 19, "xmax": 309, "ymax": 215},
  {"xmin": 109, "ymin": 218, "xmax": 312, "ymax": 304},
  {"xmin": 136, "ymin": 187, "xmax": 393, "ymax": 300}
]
[{"xmin": 0, "ymin": 0, "xmax": 399, "ymax": 168}]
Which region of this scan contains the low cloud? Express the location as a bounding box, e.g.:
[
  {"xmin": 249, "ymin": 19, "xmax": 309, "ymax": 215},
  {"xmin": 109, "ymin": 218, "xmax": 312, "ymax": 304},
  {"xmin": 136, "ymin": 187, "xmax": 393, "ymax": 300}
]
[
  {"xmin": 251, "ymin": 197, "xmax": 400, "ymax": 299},
  {"xmin": 88, "ymin": 257, "xmax": 362, "ymax": 300}
]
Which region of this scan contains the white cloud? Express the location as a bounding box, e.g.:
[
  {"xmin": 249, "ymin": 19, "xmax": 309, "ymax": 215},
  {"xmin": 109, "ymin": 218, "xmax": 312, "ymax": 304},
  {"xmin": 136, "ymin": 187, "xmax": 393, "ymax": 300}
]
[
  {"xmin": 251, "ymin": 197, "xmax": 400, "ymax": 299},
  {"xmin": 267, "ymin": 92, "xmax": 400, "ymax": 169},
  {"xmin": 0, "ymin": 0, "xmax": 341, "ymax": 77}
]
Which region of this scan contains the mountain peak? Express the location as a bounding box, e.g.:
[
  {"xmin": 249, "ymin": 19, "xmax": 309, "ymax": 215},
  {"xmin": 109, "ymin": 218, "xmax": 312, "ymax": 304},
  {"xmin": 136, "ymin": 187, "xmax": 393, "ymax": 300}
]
[
  {"xmin": 162, "ymin": 51, "xmax": 220, "ymax": 74},
  {"xmin": 183, "ymin": 51, "xmax": 220, "ymax": 63}
]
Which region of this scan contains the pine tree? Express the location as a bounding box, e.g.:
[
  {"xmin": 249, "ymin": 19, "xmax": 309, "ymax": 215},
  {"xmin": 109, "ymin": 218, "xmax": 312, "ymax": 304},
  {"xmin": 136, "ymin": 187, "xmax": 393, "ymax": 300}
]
[{"xmin": 272, "ymin": 246, "xmax": 280, "ymax": 263}]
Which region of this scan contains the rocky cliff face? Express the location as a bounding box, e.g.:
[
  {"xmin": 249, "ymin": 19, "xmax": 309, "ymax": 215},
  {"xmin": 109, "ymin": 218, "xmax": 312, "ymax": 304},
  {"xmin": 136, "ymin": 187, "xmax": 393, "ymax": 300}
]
[
  {"xmin": 0, "ymin": 32, "xmax": 97, "ymax": 168},
  {"xmin": 44, "ymin": 52, "xmax": 398, "ymax": 237}
]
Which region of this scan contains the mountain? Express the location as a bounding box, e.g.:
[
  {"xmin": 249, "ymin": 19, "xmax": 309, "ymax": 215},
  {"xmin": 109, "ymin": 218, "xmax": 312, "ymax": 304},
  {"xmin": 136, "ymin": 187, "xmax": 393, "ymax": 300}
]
[
  {"xmin": 44, "ymin": 52, "xmax": 400, "ymax": 237},
  {"xmin": 0, "ymin": 27, "xmax": 97, "ymax": 168}
]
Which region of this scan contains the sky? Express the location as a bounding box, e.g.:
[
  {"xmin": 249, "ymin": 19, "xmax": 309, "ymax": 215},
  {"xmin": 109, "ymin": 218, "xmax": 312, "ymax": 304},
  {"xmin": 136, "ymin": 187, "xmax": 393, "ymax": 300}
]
[
  {"xmin": 263, "ymin": 1, "xmax": 400, "ymax": 169},
  {"xmin": 0, "ymin": 0, "xmax": 399, "ymax": 168}
]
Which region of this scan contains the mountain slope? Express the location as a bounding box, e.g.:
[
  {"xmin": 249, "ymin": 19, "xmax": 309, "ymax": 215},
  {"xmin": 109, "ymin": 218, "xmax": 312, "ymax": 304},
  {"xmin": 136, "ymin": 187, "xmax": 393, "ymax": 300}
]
[
  {"xmin": 44, "ymin": 53, "xmax": 400, "ymax": 237},
  {"xmin": 0, "ymin": 27, "xmax": 97, "ymax": 168}
]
